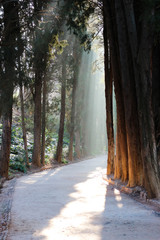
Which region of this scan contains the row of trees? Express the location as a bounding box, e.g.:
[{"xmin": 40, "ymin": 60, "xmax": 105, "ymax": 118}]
[
  {"xmin": 0, "ymin": 0, "xmax": 99, "ymax": 178},
  {"xmin": 103, "ymin": 0, "xmax": 160, "ymax": 199},
  {"xmin": 65, "ymin": 0, "xmax": 160, "ymax": 198},
  {"xmin": 0, "ymin": 0, "xmax": 160, "ymax": 199}
]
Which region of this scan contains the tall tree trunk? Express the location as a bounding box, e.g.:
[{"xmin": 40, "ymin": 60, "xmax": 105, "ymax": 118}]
[
  {"xmin": 55, "ymin": 63, "xmax": 66, "ymax": 163},
  {"xmin": 114, "ymin": 0, "xmax": 142, "ymax": 187},
  {"xmin": 0, "ymin": 91, "xmax": 13, "ymax": 178},
  {"xmin": 0, "ymin": 1, "xmax": 17, "ymax": 178},
  {"xmin": 136, "ymin": 19, "xmax": 160, "ymax": 198},
  {"xmin": 32, "ymin": 0, "xmax": 44, "ymax": 167},
  {"xmin": 68, "ymin": 72, "xmax": 77, "ymax": 161},
  {"xmin": 122, "ymin": 0, "xmax": 160, "ymax": 197},
  {"xmin": 41, "ymin": 77, "xmax": 47, "ymax": 166},
  {"xmin": 20, "ymin": 84, "xmax": 29, "ymax": 167},
  {"xmin": 103, "ymin": 4, "xmax": 114, "ymax": 175},
  {"xmin": 104, "ymin": 0, "xmax": 128, "ymax": 181},
  {"xmin": 122, "ymin": 0, "xmax": 143, "ymax": 186},
  {"xmin": 32, "ymin": 71, "xmax": 42, "ymax": 167},
  {"xmin": 74, "ymin": 91, "xmax": 82, "ymax": 159},
  {"xmin": 152, "ymin": 45, "xmax": 160, "ymax": 174}
]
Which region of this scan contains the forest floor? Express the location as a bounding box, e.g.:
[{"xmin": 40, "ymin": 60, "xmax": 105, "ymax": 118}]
[{"xmin": 1, "ymin": 156, "xmax": 160, "ymax": 240}]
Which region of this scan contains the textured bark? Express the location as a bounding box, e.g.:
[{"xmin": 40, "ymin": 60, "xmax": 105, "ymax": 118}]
[
  {"xmin": 104, "ymin": 0, "xmax": 128, "ymax": 181},
  {"xmin": 68, "ymin": 72, "xmax": 77, "ymax": 161},
  {"xmin": 122, "ymin": 0, "xmax": 160, "ymax": 197},
  {"xmin": 152, "ymin": 45, "xmax": 160, "ymax": 170},
  {"xmin": 32, "ymin": 71, "xmax": 42, "ymax": 167},
  {"xmin": 55, "ymin": 63, "xmax": 66, "ymax": 163},
  {"xmin": 20, "ymin": 85, "xmax": 29, "ymax": 167},
  {"xmin": 114, "ymin": 0, "xmax": 142, "ymax": 187},
  {"xmin": 32, "ymin": 0, "xmax": 44, "ymax": 167},
  {"xmin": 0, "ymin": 97, "xmax": 13, "ymax": 178},
  {"xmin": 105, "ymin": 70, "xmax": 114, "ymax": 175},
  {"xmin": 103, "ymin": 6, "xmax": 114, "ymax": 175},
  {"xmin": 0, "ymin": 1, "xmax": 16, "ymax": 178},
  {"xmin": 104, "ymin": 0, "xmax": 160, "ymax": 197},
  {"xmin": 123, "ymin": 0, "xmax": 143, "ymax": 185},
  {"xmin": 114, "ymin": 121, "xmax": 122, "ymax": 179},
  {"xmin": 136, "ymin": 19, "xmax": 160, "ymax": 198},
  {"xmin": 41, "ymin": 77, "xmax": 47, "ymax": 166}
]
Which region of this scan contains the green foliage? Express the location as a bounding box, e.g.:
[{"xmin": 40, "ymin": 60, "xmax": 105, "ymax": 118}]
[
  {"xmin": 10, "ymin": 125, "xmax": 31, "ymax": 172},
  {"xmin": 49, "ymin": 34, "xmax": 68, "ymax": 59},
  {"xmin": 61, "ymin": 159, "xmax": 68, "ymax": 164},
  {"xmin": 9, "ymin": 154, "xmax": 27, "ymax": 173},
  {"xmin": 64, "ymin": 0, "xmax": 95, "ymax": 51}
]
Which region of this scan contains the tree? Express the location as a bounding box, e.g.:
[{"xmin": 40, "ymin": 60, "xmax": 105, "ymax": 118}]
[
  {"xmin": 0, "ymin": 0, "xmax": 19, "ymax": 178},
  {"xmin": 20, "ymin": 84, "xmax": 30, "ymax": 167},
  {"xmin": 55, "ymin": 54, "xmax": 67, "ymax": 163},
  {"xmin": 103, "ymin": 0, "xmax": 160, "ymax": 197},
  {"xmin": 102, "ymin": 12, "xmax": 114, "ymax": 175},
  {"xmin": 68, "ymin": 39, "xmax": 81, "ymax": 161},
  {"xmin": 41, "ymin": 76, "xmax": 47, "ymax": 166}
]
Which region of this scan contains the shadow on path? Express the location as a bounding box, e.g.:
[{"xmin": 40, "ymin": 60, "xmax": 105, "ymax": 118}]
[{"xmin": 8, "ymin": 156, "xmax": 107, "ymax": 240}]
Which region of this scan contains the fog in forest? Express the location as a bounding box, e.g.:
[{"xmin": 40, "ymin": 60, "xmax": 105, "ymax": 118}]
[{"xmin": 75, "ymin": 48, "xmax": 107, "ymax": 157}]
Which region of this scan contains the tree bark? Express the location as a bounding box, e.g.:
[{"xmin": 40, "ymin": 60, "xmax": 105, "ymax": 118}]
[
  {"xmin": 20, "ymin": 84, "xmax": 29, "ymax": 167},
  {"xmin": 136, "ymin": 19, "xmax": 160, "ymax": 198},
  {"xmin": 0, "ymin": 94, "xmax": 13, "ymax": 178},
  {"xmin": 103, "ymin": 0, "xmax": 160, "ymax": 197},
  {"xmin": 122, "ymin": 0, "xmax": 160, "ymax": 197},
  {"xmin": 104, "ymin": 0, "xmax": 128, "ymax": 181},
  {"xmin": 114, "ymin": 0, "xmax": 142, "ymax": 187},
  {"xmin": 32, "ymin": 0, "xmax": 44, "ymax": 167},
  {"xmin": 68, "ymin": 71, "xmax": 77, "ymax": 161},
  {"xmin": 152, "ymin": 45, "xmax": 160, "ymax": 172},
  {"xmin": 122, "ymin": 0, "xmax": 143, "ymax": 185},
  {"xmin": 41, "ymin": 77, "xmax": 47, "ymax": 166},
  {"xmin": 103, "ymin": 6, "xmax": 114, "ymax": 175},
  {"xmin": 55, "ymin": 63, "xmax": 66, "ymax": 163},
  {"xmin": 114, "ymin": 121, "xmax": 122, "ymax": 179},
  {"xmin": 0, "ymin": 1, "xmax": 17, "ymax": 178},
  {"xmin": 32, "ymin": 71, "xmax": 42, "ymax": 167}
]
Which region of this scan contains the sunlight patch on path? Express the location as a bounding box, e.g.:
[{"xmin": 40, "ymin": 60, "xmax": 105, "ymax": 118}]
[
  {"xmin": 36, "ymin": 166, "xmax": 107, "ymax": 240},
  {"xmin": 7, "ymin": 156, "xmax": 160, "ymax": 240}
]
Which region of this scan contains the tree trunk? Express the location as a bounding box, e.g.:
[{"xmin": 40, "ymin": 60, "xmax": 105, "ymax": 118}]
[
  {"xmin": 55, "ymin": 63, "xmax": 66, "ymax": 163},
  {"xmin": 32, "ymin": 0, "xmax": 44, "ymax": 167},
  {"xmin": 114, "ymin": 0, "xmax": 142, "ymax": 187},
  {"xmin": 0, "ymin": 1, "xmax": 16, "ymax": 178},
  {"xmin": 122, "ymin": 0, "xmax": 160, "ymax": 197},
  {"xmin": 74, "ymin": 91, "xmax": 82, "ymax": 159},
  {"xmin": 41, "ymin": 77, "xmax": 47, "ymax": 166},
  {"xmin": 68, "ymin": 72, "xmax": 77, "ymax": 161},
  {"xmin": 75, "ymin": 130, "xmax": 81, "ymax": 159},
  {"xmin": 32, "ymin": 71, "xmax": 42, "ymax": 167},
  {"xmin": 103, "ymin": 6, "xmax": 114, "ymax": 175},
  {"xmin": 136, "ymin": 19, "xmax": 160, "ymax": 198},
  {"xmin": 0, "ymin": 94, "xmax": 13, "ymax": 178},
  {"xmin": 152, "ymin": 45, "xmax": 160, "ymax": 172},
  {"xmin": 104, "ymin": 0, "xmax": 128, "ymax": 181},
  {"xmin": 122, "ymin": 0, "xmax": 143, "ymax": 186},
  {"xmin": 20, "ymin": 84, "xmax": 29, "ymax": 167},
  {"xmin": 114, "ymin": 121, "xmax": 122, "ymax": 179}
]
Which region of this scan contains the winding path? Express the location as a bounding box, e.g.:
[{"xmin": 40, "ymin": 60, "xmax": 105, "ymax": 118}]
[{"xmin": 7, "ymin": 156, "xmax": 160, "ymax": 240}]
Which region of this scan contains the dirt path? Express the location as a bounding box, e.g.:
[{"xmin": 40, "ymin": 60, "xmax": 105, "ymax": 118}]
[{"xmin": 7, "ymin": 156, "xmax": 160, "ymax": 240}]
